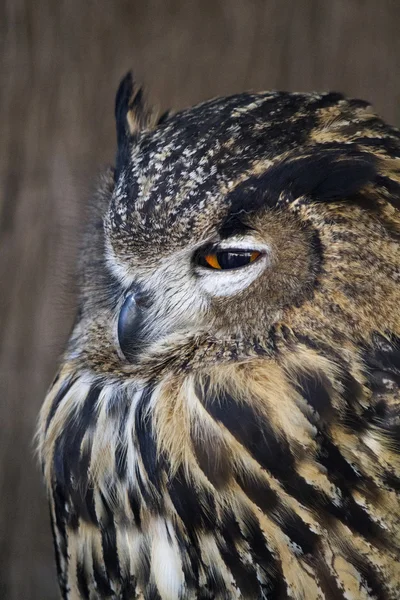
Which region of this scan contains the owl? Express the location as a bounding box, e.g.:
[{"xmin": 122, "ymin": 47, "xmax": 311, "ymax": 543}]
[{"xmin": 37, "ymin": 73, "xmax": 400, "ymax": 600}]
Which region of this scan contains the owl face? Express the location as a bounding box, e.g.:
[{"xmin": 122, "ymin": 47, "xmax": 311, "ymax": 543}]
[
  {"xmin": 106, "ymin": 198, "xmax": 317, "ymax": 362},
  {"xmin": 74, "ymin": 74, "xmax": 398, "ymax": 378}
]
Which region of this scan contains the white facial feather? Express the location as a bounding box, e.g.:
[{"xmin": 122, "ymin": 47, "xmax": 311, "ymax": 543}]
[{"xmin": 108, "ymin": 232, "xmax": 271, "ymax": 350}]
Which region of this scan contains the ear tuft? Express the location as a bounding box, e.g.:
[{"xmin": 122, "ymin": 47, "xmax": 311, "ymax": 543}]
[
  {"xmin": 114, "ymin": 72, "xmax": 158, "ymax": 178},
  {"xmin": 115, "ymin": 71, "xmax": 157, "ymax": 138}
]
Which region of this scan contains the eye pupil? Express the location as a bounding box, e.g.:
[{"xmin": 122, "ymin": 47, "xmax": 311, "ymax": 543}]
[
  {"xmin": 202, "ymin": 250, "xmax": 261, "ymax": 270},
  {"xmin": 217, "ymin": 252, "xmax": 251, "ymax": 269}
]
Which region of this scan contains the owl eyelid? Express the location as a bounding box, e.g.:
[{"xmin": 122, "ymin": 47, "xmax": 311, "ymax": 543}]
[{"xmin": 202, "ymin": 247, "xmax": 261, "ymax": 255}]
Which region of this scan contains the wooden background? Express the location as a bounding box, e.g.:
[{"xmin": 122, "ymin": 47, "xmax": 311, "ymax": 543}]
[{"xmin": 1, "ymin": 1, "xmax": 400, "ymax": 598}]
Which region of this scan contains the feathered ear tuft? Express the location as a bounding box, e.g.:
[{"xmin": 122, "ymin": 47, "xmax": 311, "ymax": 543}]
[
  {"xmin": 115, "ymin": 71, "xmax": 157, "ymax": 137},
  {"xmin": 114, "ymin": 72, "xmax": 158, "ymax": 177}
]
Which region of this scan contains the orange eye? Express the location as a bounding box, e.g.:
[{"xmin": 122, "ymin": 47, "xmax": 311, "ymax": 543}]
[
  {"xmin": 204, "ymin": 254, "xmax": 222, "ymax": 269},
  {"xmin": 250, "ymin": 251, "xmax": 260, "ymax": 262},
  {"xmin": 201, "ymin": 250, "xmax": 261, "ymax": 270}
]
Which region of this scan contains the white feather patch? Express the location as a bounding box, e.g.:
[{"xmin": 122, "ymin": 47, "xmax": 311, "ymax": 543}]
[{"xmin": 150, "ymin": 518, "xmax": 184, "ymax": 600}]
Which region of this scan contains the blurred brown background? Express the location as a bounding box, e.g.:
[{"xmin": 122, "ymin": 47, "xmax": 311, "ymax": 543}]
[{"xmin": 1, "ymin": 1, "xmax": 400, "ymax": 598}]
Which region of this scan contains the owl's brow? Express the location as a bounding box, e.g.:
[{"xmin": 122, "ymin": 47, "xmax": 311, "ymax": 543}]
[{"xmin": 227, "ymin": 148, "xmax": 378, "ymax": 214}]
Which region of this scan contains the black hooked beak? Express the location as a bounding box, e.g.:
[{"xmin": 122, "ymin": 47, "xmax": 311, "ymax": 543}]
[{"xmin": 117, "ymin": 285, "xmax": 152, "ymax": 362}]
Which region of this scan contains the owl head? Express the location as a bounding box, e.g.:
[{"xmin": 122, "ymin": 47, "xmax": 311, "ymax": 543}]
[{"xmin": 73, "ymin": 73, "xmax": 400, "ymax": 381}]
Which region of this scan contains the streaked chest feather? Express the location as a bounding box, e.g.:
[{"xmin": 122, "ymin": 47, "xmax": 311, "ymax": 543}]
[{"xmin": 38, "ymin": 345, "xmax": 400, "ymax": 600}]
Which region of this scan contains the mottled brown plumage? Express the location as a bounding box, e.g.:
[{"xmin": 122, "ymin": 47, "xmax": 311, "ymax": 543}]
[{"xmin": 38, "ymin": 73, "xmax": 400, "ymax": 599}]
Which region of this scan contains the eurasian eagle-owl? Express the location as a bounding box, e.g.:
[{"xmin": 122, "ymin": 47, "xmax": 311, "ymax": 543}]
[{"xmin": 38, "ymin": 73, "xmax": 400, "ymax": 599}]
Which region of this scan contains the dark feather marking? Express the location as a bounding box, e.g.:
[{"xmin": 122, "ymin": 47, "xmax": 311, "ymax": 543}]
[
  {"xmin": 127, "ymin": 486, "xmax": 142, "ymax": 527},
  {"xmin": 228, "ymin": 148, "xmax": 378, "ymax": 216},
  {"xmin": 46, "ymin": 376, "xmax": 76, "ymax": 431},
  {"xmin": 340, "ymin": 370, "xmax": 365, "ymax": 409},
  {"xmin": 74, "ymin": 445, "xmax": 98, "ymax": 524},
  {"xmin": 285, "ymin": 152, "xmax": 377, "ymax": 202},
  {"xmin": 236, "ymin": 468, "xmax": 319, "ymax": 555},
  {"xmin": 364, "ymin": 333, "xmax": 400, "ymax": 377},
  {"xmin": 340, "ymin": 495, "xmax": 395, "ymax": 553},
  {"xmin": 167, "ymin": 467, "xmax": 216, "ymax": 532},
  {"xmin": 76, "ymin": 561, "xmax": 90, "ymax": 599},
  {"xmin": 236, "ymin": 469, "xmax": 280, "ymax": 511},
  {"xmin": 293, "ymin": 369, "xmax": 333, "ymax": 419},
  {"xmin": 317, "ymin": 436, "xmax": 362, "ymax": 487},
  {"xmin": 310, "ymin": 92, "xmax": 345, "ymax": 109},
  {"xmin": 198, "ymin": 379, "xmax": 294, "ymax": 475},
  {"xmin": 241, "ymin": 509, "xmax": 275, "ymax": 571},
  {"xmin": 375, "ymin": 175, "xmax": 400, "ymax": 209},
  {"xmin": 316, "ymin": 435, "xmax": 381, "ymax": 518},
  {"xmin": 381, "ymin": 471, "xmax": 400, "ymax": 492},
  {"xmin": 314, "ymin": 559, "xmax": 347, "ymax": 600},
  {"xmin": 241, "ymin": 509, "xmax": 288, "ymax": 598},
  {"xmin": 346, "ymin": 98, "xmax": 374, "ymax": 110},
  {"xmin": 79, "ymin": 485, "xmax": 98, "ymax": 526},
  {"xmin": 216, "ymin": 508, "xmax": 260, "ymax": 598},
  {"xmin": 203, "ymin": 566, "xmax": 230, "ymax": 600},
  {"xmin": 175, "ymin": 528, "xmax": 201, "ymax": 591},
  {"xmin": 361, "ymin": 397, "xmax": 400, "ymax": 452},
  {"xmin": 52, "ymin": 484, "xmax": 69, "ymax": 565},
  {"xmin": 99, "ymin": 492, "xmax": 121, "ymax": 583},
  {"xmin": 49, "ymin": 506, "xmax": 68, "ymax": 599},
  {"xmin": 68, "ymin": 507, "xmax": 79, "ymax": 531},
  {"xmin": 338, "ymin": 372, "xmax": 368, "ymax": 433},
  {"xmin": 368, "ymin": 370, "xmax": 400, "ymax": 393},
  {"xmin": 53, "ymin": 382, "xmax": 101, "ymax": 491},
  {"xmin": 278, "ymin": 510, "xmax": 319, "ymax": 556},
  {"xmin": 317, "ymin": 433, "xmax": 396, "ymax": 551},
  {"xmin": 178, "ymin": 546, "xmax": 198, "ymax": 593},
  {"xmin": 356, "ymin": 136, "xmax": 400, "ymax": 158},
  {"xmin": 115, "ymin": 395, "xmax": 131, "ymax": 480},
  {"xmin": 217, "ymin": 540, "xmax": 260, "ymax": 599},
  {"xmin": 82, "ymin": 253, "xmax": 124, "ymax": 313},
  {"xmin": 92, "ymin": 557, "xmax": 113, "ymax": 597},
  {"xmin": 294, "ymin": 334, "xmax": 348, "ymax": 365},
  {"xmin": 135, "ymin": 385, "xmax": 166, "ymax": 489},
  {"xmin": 121, "ymin": 575, "xmax": 138, "ymax": 600},
  {"xmin": 197, "ymin": 587, "xmax": 222, "ymax": 600},
  {"xmin": 220, "ymin": 507, "xmax": 244, "ymax": 542},
  {"xmin": 50, "ymin": 370, "xmax": 61, "ymax": 388}
]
